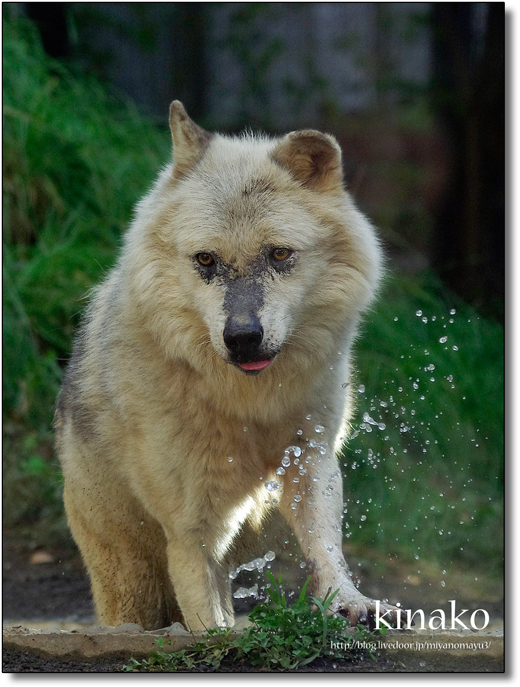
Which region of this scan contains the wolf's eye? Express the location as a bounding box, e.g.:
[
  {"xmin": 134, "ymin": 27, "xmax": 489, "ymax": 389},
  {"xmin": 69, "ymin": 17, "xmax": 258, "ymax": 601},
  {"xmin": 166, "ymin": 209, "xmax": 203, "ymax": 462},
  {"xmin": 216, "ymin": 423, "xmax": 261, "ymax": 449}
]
[
  {"xmin": 272, "ymin": 247, "xmax": 292, "ymax": 261},
  {"xmin": 196, "ymin": 253, "xmax": 215, "ymax": 267}
]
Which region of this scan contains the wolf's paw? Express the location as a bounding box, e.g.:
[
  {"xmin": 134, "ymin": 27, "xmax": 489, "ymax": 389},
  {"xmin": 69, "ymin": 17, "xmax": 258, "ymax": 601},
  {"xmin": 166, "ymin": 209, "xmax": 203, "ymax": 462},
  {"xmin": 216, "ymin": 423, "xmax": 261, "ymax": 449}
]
[{"xmin": 332, "ymin": 594, "xmax": 400, "ymax": 630}]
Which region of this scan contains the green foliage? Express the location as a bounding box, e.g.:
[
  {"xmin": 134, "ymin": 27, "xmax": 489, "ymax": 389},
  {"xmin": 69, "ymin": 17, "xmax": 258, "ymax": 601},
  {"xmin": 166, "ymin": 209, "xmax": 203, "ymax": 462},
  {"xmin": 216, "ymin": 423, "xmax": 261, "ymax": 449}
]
[
  {"xmin": 347, "ymin": 272, "xmax": 504, "ymax": 572},
  {"xmin": 2, "ymin": 13, "xmax": 169, "ymax": 538},
  {"xmin": 123, "ymin": 572, "xmax": 383, "ymax": 672},
  {"xmin": 123, "ymin": 628, "xmax": 236, "ymax": 673},
  {"xmin": 234, "ymin": 572, "xmax": 357, "ymax": 670}
]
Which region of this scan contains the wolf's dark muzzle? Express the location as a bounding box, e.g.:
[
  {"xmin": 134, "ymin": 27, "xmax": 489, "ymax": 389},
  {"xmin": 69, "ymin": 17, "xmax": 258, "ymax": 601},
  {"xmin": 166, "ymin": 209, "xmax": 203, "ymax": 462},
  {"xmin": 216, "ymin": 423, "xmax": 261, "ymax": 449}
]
[{"xmin": 223, "ymin": 313, "xmax": 264, "ymax": 361}]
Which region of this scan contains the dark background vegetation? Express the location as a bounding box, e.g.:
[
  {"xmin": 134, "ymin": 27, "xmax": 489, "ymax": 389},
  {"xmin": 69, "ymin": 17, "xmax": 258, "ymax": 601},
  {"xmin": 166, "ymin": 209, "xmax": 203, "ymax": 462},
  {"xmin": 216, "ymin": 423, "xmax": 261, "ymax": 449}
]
[{"xmin": 3, "ymin": 2, "xmax": 504, "ymax": 602}]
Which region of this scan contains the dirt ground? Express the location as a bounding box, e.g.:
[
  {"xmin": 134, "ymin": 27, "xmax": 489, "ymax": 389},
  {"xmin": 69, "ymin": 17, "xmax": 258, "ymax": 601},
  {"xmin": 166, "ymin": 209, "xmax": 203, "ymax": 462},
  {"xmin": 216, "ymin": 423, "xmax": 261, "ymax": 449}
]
[
  {"xmin": 2, "ymin": 646, "xmax": 504, "ymax": 674},
  {"xmin": 2, "ymin": 533, "xmax": 504, "ymax": 673}
]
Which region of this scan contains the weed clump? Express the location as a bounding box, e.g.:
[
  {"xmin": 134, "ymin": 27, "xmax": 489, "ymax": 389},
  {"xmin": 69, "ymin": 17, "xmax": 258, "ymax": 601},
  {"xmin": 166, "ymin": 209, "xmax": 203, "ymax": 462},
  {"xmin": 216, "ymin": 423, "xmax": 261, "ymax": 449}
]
[{"xmin": 124, "ymin": 572, "xmax": 384, "ymax": 672}]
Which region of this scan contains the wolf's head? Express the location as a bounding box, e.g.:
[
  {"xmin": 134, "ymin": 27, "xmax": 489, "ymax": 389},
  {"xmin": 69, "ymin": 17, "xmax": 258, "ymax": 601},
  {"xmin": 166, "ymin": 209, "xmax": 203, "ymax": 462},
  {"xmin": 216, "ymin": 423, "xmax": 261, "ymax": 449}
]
[{"xmin": 126, "ymin": 102, "xmax": 382, "ymax": 379}]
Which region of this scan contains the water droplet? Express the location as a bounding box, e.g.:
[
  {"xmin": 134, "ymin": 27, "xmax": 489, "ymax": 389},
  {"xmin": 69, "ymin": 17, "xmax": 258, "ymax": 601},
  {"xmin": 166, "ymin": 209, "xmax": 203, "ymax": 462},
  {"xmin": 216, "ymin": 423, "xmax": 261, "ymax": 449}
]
[
  {"xmin": 264, "ymin": 551, "xmax": 276, "ymax": 561},
  {"xmin": 358, "ymin": 385, "xmax": 365, "ymax": 393},
  {"xmin": 243, "ymin": 426, "xmax": 248, "ymax": 432},
  {"xmin": 227, "ymin": 456, "xmax": 233, "ymax": 462},
  {"xmin": 281, "ymin": 456, "xmax": 291, "ymax": 468},
  {"xmin": 296, "ymin": 429, "xmax": 303, "ymax": 436},
  {"xmin": 450, "ymin": 308, "xmax": 456, "ymax": 315},
  {"xmin": 314, "ymin": 424, "xmax": 325, "ymax": 434},
  {"xmin": 293, "ymin": 494, "xmax": 302, "ymax": 502},
  {"xmin": 422, "ymin": 316, "xmax": 428, "ymax": 323},
  {"xmin": 306, "ymin": 414, "xmax": 312, "ymax": 421},
  {"xmin": 452, "ymin": 345, "xmax": 459, "ymax": 351},
  {"xmin": 416, "ymin": 310, "xmax": 422, "ymax": 317},
  {"xmin": 276, "ymin": 467, "xmax": 286, "ymax": 476},
  {"xmin": 291, "ymin": 503, "xmax": 297, "ymax": 509},
  {"xmin": 300, "ymin": 561, "xmax": 306, "ymax": 569},
  {"xmin": 233, "ymin": 584, "xmax": 259, "ymax": 599},
  {"xmin": 286, "ymin": 445, "xmax": 302, "ymax": 457},
  {"xmin": 265, "ymin": 481, "xmax": 280, "ymax": 492},
  {"xmin": 360, "ymin": 515, "xmax": 367, "ymax": 521},
  {"xmin": 439, "ymin": 336, "xmax": 448, "ymax": 343}
]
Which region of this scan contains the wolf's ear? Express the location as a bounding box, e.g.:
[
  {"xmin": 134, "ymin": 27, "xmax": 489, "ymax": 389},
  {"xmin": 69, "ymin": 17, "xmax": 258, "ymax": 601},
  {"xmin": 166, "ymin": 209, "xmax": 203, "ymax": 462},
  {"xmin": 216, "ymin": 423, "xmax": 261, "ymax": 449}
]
[
  {"xmin": 271, "ymin": 130, "xmax": 343, "ymax": 193},
  {"xmin": 169, "ymin": 101, "xmax": 212, "ymax": 179}
]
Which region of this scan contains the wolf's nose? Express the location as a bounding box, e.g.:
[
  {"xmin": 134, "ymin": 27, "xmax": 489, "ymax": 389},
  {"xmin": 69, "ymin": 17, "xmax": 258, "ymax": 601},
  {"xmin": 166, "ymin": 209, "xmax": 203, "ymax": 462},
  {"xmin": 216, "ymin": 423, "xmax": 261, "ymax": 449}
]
[{"xmin": 223, "ymin": 314, "xmax": 263, "ymax": 357}]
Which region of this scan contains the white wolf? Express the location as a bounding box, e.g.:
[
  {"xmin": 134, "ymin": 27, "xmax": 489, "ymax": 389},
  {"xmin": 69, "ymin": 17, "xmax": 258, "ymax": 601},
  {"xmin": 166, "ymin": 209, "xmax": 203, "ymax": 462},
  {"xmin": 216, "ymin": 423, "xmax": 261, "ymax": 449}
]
[{"xmin": 55, "ymin": 101, "xmax": 398, "ymax": 631}]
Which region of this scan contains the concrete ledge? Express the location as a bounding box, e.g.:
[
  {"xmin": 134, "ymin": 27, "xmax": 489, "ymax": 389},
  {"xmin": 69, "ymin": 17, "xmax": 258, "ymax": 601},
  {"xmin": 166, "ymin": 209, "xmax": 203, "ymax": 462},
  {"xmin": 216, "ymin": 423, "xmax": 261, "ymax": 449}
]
[
  {"xmin": 3, "ymin": 625, "xmax": 205, "ymax": 660},
  {"xmin": 3, "ymin": 624, "xmax": 504, "ymax": 670}
]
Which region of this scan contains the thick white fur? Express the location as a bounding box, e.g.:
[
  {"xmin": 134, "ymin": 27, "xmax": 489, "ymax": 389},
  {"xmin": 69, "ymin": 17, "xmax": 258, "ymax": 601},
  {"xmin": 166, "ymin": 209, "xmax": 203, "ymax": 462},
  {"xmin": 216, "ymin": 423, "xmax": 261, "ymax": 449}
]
[{"xmin": 55, "ymin": 103, "xmax": 396, "ymax": 631}]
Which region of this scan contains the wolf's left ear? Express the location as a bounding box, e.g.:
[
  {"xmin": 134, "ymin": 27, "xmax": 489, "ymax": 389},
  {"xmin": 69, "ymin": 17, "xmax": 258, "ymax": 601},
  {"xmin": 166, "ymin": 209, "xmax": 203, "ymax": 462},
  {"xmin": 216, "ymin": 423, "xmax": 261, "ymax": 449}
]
[
  {"xmin": 271, "ymin": 130, "xmax": 343, "ymax": 193},
  {"xmin": 169, "ymin": 101, "xmax": 212, "ymax": 179}
]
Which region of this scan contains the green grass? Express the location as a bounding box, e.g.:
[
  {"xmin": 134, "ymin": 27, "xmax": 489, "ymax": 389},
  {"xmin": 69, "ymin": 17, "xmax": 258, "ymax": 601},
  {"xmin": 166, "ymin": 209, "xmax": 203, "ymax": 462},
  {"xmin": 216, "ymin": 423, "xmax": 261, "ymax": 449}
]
[
  {"xmin": 2, "ymin": 12, "xmax": 503, "ymax": 581},
  {"xmin": 124, "ymin": 572, "xmax": 383, "ymax": 672},
  {"xmin": 346, "ymin": 272, "xmax": 503, "ymax": 574},
  {"xmin": 2, "ymin": 12, "xmax": 169, "ymax": 541}
]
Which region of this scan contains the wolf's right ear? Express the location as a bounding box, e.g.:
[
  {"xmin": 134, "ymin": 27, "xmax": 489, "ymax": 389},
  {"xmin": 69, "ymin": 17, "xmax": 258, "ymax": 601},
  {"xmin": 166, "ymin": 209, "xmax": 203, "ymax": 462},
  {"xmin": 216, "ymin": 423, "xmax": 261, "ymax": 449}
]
[
  {"xmin": 271, "ymin": 130, "xmax": 343, "ymax": 194},
  {"xmin": 169, "ymin": 101, "xmax": 212, "ymax": 179}
]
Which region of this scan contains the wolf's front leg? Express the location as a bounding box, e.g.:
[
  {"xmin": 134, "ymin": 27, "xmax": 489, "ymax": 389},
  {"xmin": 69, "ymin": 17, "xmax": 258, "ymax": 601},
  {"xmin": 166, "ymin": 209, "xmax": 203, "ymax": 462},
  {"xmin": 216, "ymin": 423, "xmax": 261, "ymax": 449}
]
[
  {"xmin": 165, "ymin": 535, "xmax": 234, "ymax": 632},
  {"xmin": 278, "ymin": 448, "xmax": 398, "ymax": 628}
]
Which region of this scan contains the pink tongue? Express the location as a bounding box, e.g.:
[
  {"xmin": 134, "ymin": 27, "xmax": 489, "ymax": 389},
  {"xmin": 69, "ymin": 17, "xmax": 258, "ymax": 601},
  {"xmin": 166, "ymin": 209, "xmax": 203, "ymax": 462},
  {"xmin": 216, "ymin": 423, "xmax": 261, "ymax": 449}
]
[{"xmin": 239, "ymin": 360, "xmax": 272, "ymax": 371}]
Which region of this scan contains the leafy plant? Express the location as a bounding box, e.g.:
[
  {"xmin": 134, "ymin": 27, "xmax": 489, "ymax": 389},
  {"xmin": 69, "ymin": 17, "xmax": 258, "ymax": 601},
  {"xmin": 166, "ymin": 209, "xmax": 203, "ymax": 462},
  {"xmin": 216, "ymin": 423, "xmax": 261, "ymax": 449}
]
[
  {"xmin": 123, "ymin": 628, "xmax": 236, "ymax": 673},
  {"xmin": 123, "ymin": 572, "xmax": 383, "ymax": 672},
  {"xmin": 234, "ymin": 572, "xmax": 342, "ymax": 670}
]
